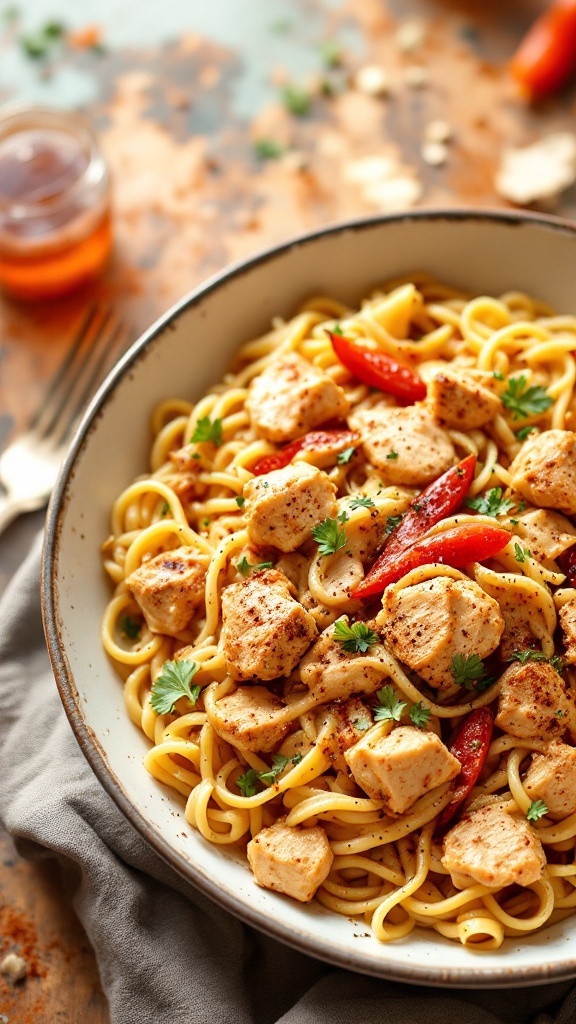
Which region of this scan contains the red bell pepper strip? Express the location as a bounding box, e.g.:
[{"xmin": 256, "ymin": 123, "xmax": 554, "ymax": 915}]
[
  {"xmin": 250, "ymin": 429, "xmax": 358, "ymax": 477},
  {"xmin": 558, "ymin": 546, "xmax": 576, "ymax": 587},
  {"xmin": 353, "ymin": 521, "xmax": 510, "ymax": 599},
  {"xmin": 435, "ymin": 707, "xmax": 494, "ymax": 836},
  {"xmin": 384, "ymin": 454, "xmax": 476, "ymax": 563},
  {"xmin": 510, "ymin": 0, "xmax": 576, "ymax": 100},
  {"xmin": 329, "ymin": 331, "xmax": 427, "ymax": 403}
]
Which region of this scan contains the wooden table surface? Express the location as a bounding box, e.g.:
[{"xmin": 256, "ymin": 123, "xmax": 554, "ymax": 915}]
[{"xmin": 1, "ymin": 0, "xmax": 576, "ymax": 1019}]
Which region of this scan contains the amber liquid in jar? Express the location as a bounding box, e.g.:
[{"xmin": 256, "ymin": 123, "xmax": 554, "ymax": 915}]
[{"xmin": 0, "ymin": 106, "xmax": 112, "ymax": 301}]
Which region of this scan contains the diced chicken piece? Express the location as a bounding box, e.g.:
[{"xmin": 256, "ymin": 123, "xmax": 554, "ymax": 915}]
[
  {"xmin": 247, "ymin": 818, "xmax": 333, "ymax": 903},
  {"xmin": 244, "ymin": 463, "xmax": 337, "ymax": 553},
  {"xmin": 379, "ymin": 577, "xmax": 504, "ymax": 691},
  {"xmin": 209, "ymin": 685, "xmax": 289, "ymax": 752},
  {"xmin": 428, "ymin": 368, "xmax": 501, "ymax": 430},
  {"xmin": 348, "ymin": 405, "xmax": 455, "ymax": 486},
  {"xmin": 300, "ymin": 624, "xmax": 388, "ymax": 702},
  {"xmin": 514, "ymin": 508, "xmax": 576, "ymax": 566},
  {"xmin": 345, "ymin": 725, "xmax": 460, "ymax": 814},
  {"xmin": 441, "ymin": 804, "xmax": 546, "ymax": 888},
  {"xmin": 524, "ymin": 740, "xmax": 576, "ymax": 820},
  {"xmin": 221, "ymin": 568, "xmax": 317, "ymax": 681},
  {"xmin": 559, "ymin": 601, "xmax": 576, "ymax": 666},
  {"xmin": 509, "ymin": 430, "xmax": 576, "ymax": 516},
  {"xmin": 495, "ymin": 661, "xmax": 576, "ymax": 742},
  {"xmin": 126, "ymin": 546, "xmax": 209, "ymax": 636},
  {"xmin": 246, "ymin": 352, "xmax": 349, "ymax": 444},
  {"xmin": 323, "ymin": 696, "xmax": 374, "ymax": 771}
]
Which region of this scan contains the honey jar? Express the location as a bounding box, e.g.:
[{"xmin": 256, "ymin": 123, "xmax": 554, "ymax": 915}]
[{"xmin": 0, "ymin": 104, "xmax": 112, "ymax": 301}]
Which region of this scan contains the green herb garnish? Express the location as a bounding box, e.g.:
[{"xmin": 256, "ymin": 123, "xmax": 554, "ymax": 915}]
[
  {"xmin": 333, "ymin": 618, "xmax": 378, "ymax": 654},
  {"xmin": 386, "ymin": 450, "xmax": 399, "ymax": 460},
  {"xmin": 451, "ymin": 653, "xmax": 494, "ymax": 692},
  {"xmin": 516, "ymin": 425, "xmax": 537, "ymax": 442},
  {"xmin": 465, "ymin": 487, "xmax": 515, "ymax": 518},
  {"xmin": 237, "ymin": 768, "xmax": 258, "ymax": 797},
  {"xmin": 501, "ymin": 375, "xmax": 553, "ymax": 421},
  {"xmin": 312, "ymin": 516, "xmax": 347, "ymax": 556},
  {"xmin": 237, "ymin": 556, "xmax": 273, "ymax": 577},
  {"xmin": 235, "ymin": 495, "xmax": 245, "ymax": 507},
  {"xmin": 258, "ymin": 753, "xmax": 303, "ymax": 786},
  {"xmin": 385, "ymin": 515, "xmax": 403, "ymax": 535},
  {"xmin": 514, "ymin": 543, "xmax": 531, "ymax": 563},
  {"xmin": 508, "ymin": 649, "xmax": 565, "ymax": 673},
  {"xmin": 526, "ymin": 799, "xmax": 548, "ymax": 823},
  {"xmin": 150, "ymin": 659, "xmax": 200, "ymax": 715},
  {"xmin": 254, "ymin": 138, "xmax": 286, "ymax": 160},
  {"xmin": 337, "ymin": 445, "xmax": 355, "ymax": 464},
  {"xmin": 190, "ymin": 416, "xmax": 223, "ymax": 446},
  {"xmin": 348, "ymin": 495, "xmax": 375, "ymax": 509},
  {"xmin": 409, "ymin": 702, "xmax": 431, "ymax": 729},
  {"xmin": 281, "ymin": 83, "xmax": 312, "ymax": 117},
  {"xmin": 373, "ymin": 685, "xmax": 407, "ymax": 723},
  {"xmin": 120, "ymin": 616, "xmax": 141, "ymax": 640}
]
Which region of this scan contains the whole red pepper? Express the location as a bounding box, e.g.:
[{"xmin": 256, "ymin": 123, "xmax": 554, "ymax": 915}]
[
  {"xmin": 353, "ymin": 521, "xmax": 510, "ymax": 599},
  {"xmin": 435, "ymin": 707, "xmax": 494, "ymax": 836},
  {"xmin": 510, "ymin": 0, "xmax": 576, "ymax": 100},
  {"xmin": 250, "ymin": 429, "xmax": 358, "ymax": 476},
  {"xmin": 329, "ymin": 331, "xmax": 427, "ymax": 403},
  {"xmin": 384, "ymin": 454, "xmax": 476, "ymax": 563}
]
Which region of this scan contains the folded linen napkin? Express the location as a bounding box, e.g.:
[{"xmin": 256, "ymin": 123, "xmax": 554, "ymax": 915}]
[{"xmin": 1, "ymin": 534, "xmax": 575, "ymax": 1024}]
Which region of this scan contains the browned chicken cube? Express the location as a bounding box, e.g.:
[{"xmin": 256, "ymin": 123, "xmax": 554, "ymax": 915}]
[
  {"xmin": 428, "ymin": 368, "xmax": 501, "ymax": 430},
  {"xmin": 246, "ymin": 352, "xmax": 349, "ymax": 443},
  {"xmin": 324, "ymin": 696, "xmax": 374, "ymax": 770},
  {"xmin": 209, "ymin": 685, "xmax": 289, "ymax": 752},
  {"xmin": 495, "ymin": 661, "xmax": 576, "ymax": 742},
  {"xmin": 300, "ymin": 623, "xmax": 388, "ymax": 703},
  {"xmin": 442, "ymin": 804, "xmax": 546, "ymax": 888},
  {"xmin": 514, "ymin": 509, "xmax": 576, "ymax": 566},
  {"xmin": 559, "ymin": 601, "xmax": 576, "ymax": 666},
  {"xmin": 348, "ymin": 405, "xmax": 455, "ymax": 486},
  {"xmin": 126, "ymin": 546, "xmax": 208, "ymax": 636},
  {"xmin": 221, "ymin": 568, "xmax": 317, "ymax": 681},
  {"xmin": 379, "ymin": 577, "xmax": 504, "ymax": 690},
  {"xmin": 247, "ymin": 818, "xmax": 333, "ymax": 902},
  {"xmin": 509, "ymin": 430, "xmax": 576, "ymax": 515},
  {"xmin": 524, "ymin": 740, "xmax": 576, "ymax": 820},
  {"xmin": 345, "ymin": 725, "xmax": 461, "ymax": 814},
  {"xmin": 244, "ymin": 462, "xmax": 337, "ymax": 553}
]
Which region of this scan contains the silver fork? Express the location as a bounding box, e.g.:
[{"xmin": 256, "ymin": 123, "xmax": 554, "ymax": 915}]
[{"xmin": 0, "ymin": 306, "xmax": 129, "ymax": 537}]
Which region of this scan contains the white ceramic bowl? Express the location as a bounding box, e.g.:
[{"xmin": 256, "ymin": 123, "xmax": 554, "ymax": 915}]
[{"xmin": 42, "ymin": 210, "xmax": 576, "ymax": 988}]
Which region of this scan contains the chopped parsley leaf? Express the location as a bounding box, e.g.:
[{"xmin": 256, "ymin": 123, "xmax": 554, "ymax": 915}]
[
  {"xmin": 508, "ymin": 649, "xmax": 565, "ymax": 673},
  {"xmin": 501, "ymin": 375, "xmax": 553, "ymax": 421},
  {"xmin": 237, "ymin": 556, "xmax": 273, "ymax": 577},
  {"xmin": 235, "ymin": 495, "xmax": 245, "ymax": 507},
  {"xmin": 385, "ymin": 514, "xmax": 403, "ymax": 535},
  {"xmin": 150, "ymin": 659, "xmax": 200, "ymax": 715},
  {"xmin": 386, "ymin": 450, "xmax": 399, "ymax": 460},
  {"xmin": 374, "ymin": 685, "xmax": 407, "ymax": 723},
  {"xmin": 331, "ymin": 323, "xmax": 344, "ymax": 335},
  {"xmin": 337, "ymin": 445, "xmax": 356, "ymax": 464},
  {"xmin": 333, "ymin": 618, "xmax": 378, "ymax": 654},
  {"xmin": 451, "ymin": 653, "xmax": 494, "ymax": 691},
  {"xmin": 258, "ymin": 753, "xmax": 303, "ymax": 786},
  {"xmin": 312, "ymin": 516, "xmax": 347, "ymax": 556},
  {"xmin": 516, "ymin": 425, "xmax": 537, "ymax": 442},
  {"xmin": 526, "ymin": 799, "xmax": 548, "ymax": 823},
  {"xmin": 514, "ymin": 542, "xmax": 531, "ymax": 563},
  {"xmin": 493, "ymin": 370, "xmax": 505, "ymax": 381},
  {"xmin": 190, "ymin": 416, "xmax": 223, "ymax": 446},
  {"xmin": 281, "ymin": 83, "xmax": 312, "ymax": 117},
  {"xmin": 254, "ymin": 138, "xmax": 286, "ymax": 160},
  {"xmin": 409, "ymin": 702, "xmax": 431, "ymax": 729},
  {"xmin": 465, "ymin": 487, "xmax": 515, "ymax": 518},
  {"xmin": 237, "ymin": 768, "xmax": 258, "ymax": 797},
  {"xmin": 120, "ymin": 615, "xmax": 141, "ymax": 640},
  {"xmin": 348, "ymin": 495, "xmax": 375, "ymax": 509}
]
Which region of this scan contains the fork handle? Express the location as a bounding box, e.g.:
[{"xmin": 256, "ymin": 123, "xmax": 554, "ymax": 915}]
[{"xmin": 0, "ymin": 493, "xmax": 43, "ymax": 539}]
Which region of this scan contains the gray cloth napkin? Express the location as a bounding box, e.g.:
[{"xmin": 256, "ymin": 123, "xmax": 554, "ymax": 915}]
[{"xmin": 1, "ymin": 535, "xmax": 576, "ymax": 1024}]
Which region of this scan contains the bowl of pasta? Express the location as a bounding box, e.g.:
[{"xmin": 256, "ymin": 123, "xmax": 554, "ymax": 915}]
[{"xmin": 43, "ymin": 209, "xmax": 576, "ymax": 987}]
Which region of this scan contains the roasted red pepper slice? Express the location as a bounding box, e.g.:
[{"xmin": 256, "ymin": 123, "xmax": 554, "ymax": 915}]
[
  {"xmin": 353, "ymin": 522, "xmax": 510, "ymax": 599},
  {"xmin": 558, "ymin": 546, "xmax": 576, "ymax": 587},
  {"xmin": 435, "ymin": 707, "xmax": 494, "ymax": 835},
  {"xmin": 250, "ymin": 429, "xmax": 358, "ymax": 476},
  {"xmin": 329, "ymin": 331, "xmax": 427, "ymax": 403},
  {"xmin": 384, "ymin": 454, "xmax": 476, "ymax": 563},
  {"xmin": 510, "ymin": 0, "xmax": 576, "ymax": 100}
]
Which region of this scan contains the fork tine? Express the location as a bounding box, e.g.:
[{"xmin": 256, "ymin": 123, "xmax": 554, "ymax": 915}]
[{"xmin": 32, "ymin": 306, "xmax": 130, "ymax": 447}]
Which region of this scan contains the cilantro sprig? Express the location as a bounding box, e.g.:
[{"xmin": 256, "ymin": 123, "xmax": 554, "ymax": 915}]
[
  {"xmin": 451, "ymin": 653, "xmax": 495, "ymax": 692},
  {"xmin": 508, "ymin": 649, "xmax": 565, "ymax": 674},
  {"xmin": 150, "ymin": 659, "xmax": 200, "ymax": 715},
  {"xmin": 333, "ymin": 618, "xmax": 378, "ymax": 654},
  {"xmin": 348, "ymin": 495, "xmax": 375, "ymax": 510},
  {"xmin": 190, "ymin": 416, "xmax": 223, "ymax": 446},
  {"xmin": 526, "ymin": 799, "xmax": 548, "ymax": 823},
  {"xmin": 374, "ymin": 685, "xmax": 407, "ymax": 723},
  {"xmin": 237, "ymin": 753, "xmax": 303, "ymax": 796},
  {"xmin": 465, "ymin": 487, "xmax": 515, "ymax": 518},
  {"xmin": 501, "ymin": 375, "xmax": 553, "ymax": 421},
  {"xmin": 237, "ymin": 556, "xmax": 273, "ymax": 577},
  {"xmin": 409, "ymin": 702, "xmax": 432, "ymax": 729},
  {"xmin": 312, "ymin": 514, "xmax": 348, "ymax": 556}
]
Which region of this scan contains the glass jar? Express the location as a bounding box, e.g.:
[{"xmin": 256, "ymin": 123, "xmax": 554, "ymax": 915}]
[{"xmin": 0, "ymin": 103, "xmax": 112, "ymax": 301}]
